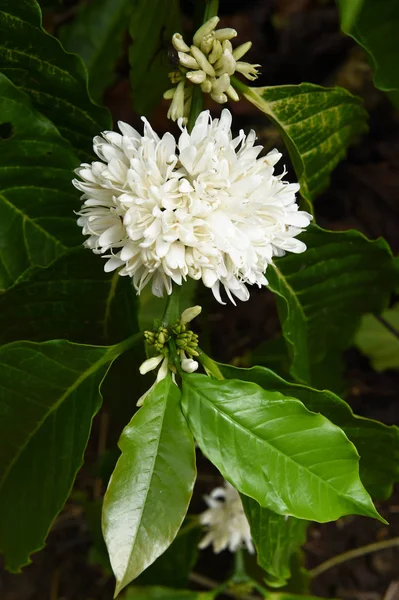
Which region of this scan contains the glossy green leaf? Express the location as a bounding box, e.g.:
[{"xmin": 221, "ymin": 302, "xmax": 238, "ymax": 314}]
[
  {"xmin": 338, "ymin": 0, "xmax": 365, "ymax": 30},
  {"xmin": 241, "ymin": 495, "xmax": 308, "ymax": 587},
  {"xmin": 338, "ymin": 0, "xmax": 399, "ymax": 93},
  {"xmin": 0, "ymin": 0, "xmax": 110, "ymax": 156},
  {"xmin": 0, "ymin": 247, "xmax": 138, "ymax": 345},
  {"xmin": 136, "ymin": 523, "xmax": 201, "ymax": 588},
  {"xmin": 60, "ymin": 0, "xmax": 132, "ymax": 103},
  {"xmin": 267, "ymin": 225, "xmax": 395, "ymax": 391},
  {"xmin": 219, "ymin": 363, "xmax": 399, "ymax": 501},
  {"xmin": 0, "ymin": 335, "xmax": 140, "ymax": 570},
  {"xmin": 125, "ymin": 588, "xmax": 215, "ymax": 600},
  {"xmin": 0, "ymin": 74, "xmax": 80, "ymax": 289},
  {"xmin": 129, "ymin": 0, "xmax": 181, "ymax": 115},
  {"xmin": 103, "ymin": 375, "xmax": 196, "ymax": 596},
  {"xmin": 355, "ymin": 304, "xmax": 399, "ymax": 372},
  {"xmin": 237, "ymin": 81, "xmax": 367, "ymax": 205},
  {"xmin": 181, "ymin": 373, "xmax": 380, "ymax": 523}
]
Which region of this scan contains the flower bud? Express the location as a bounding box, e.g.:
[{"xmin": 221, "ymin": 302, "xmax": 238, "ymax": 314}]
[
  {"xmin": 163, "ymin": 87, "xmax": 176, "ymax": 100},
  {"xmin": 181, "ymin": 357, "xmax": 199, "ymax": 373},
  {"xmin": 190, "ymin": 46, "xmax": 215, "ymax": 77},
  {"xmin": 212, "ymin": 73, "xmax": 230, "ymax": 95},
  {"xmin": 214, "ymin": 28, "xmax": 237, "ymax": 41},
  {"xmin": 139, "ymin": 354, "xmax": 164, "ymax": 375},
  {"xmin": 167, "ymin": 80, "xmax": 185, "ymax": 121},
  {"xmin": 232, "ymin": 41, "xmax": 252, "ymax": 61},
  {"xmin": 201, "ymin": 80, "xmax": 212, "ymax": 93},
  {"xmin": 214, "ymin": 49, "xmax": 236, "ymax": 76},
  {"xmin": 186, "ymin": 70, "xmax": 207, "ymax": 84},
  {"xmin": 211, "ymin": 92, "xmax": 228, "ymax": 104},
  {"xmin": 181, "ymin": 305, "xmax": 202, "ymax": 324},
  {"xmin": 169, "ymin": 70, "xmax": 184, "ymax": 84},
  {"xmin": 209, "ymin": 39, "xmax": 223, "ymax": 64},
  {"xmin": 172, "ymin": 33, "xmax": 190, "ymax": 53},
  {"xmin": 178, "ymin": 52, "xmax": 200, "ymax": 70},
  {"xmin": 222, "ymin": 39, "xmax": 233, "ymax": 53},
  {"xmin": 226, "ymin": 85, "xmax": 240, "ymax": 101},
  {"xmin": 200, "ymin": 32, "xmax": 215, "ymax": 55},
  {"xmin": 193, "ymin": 16, "xmax": 220, "ymax": 47}
]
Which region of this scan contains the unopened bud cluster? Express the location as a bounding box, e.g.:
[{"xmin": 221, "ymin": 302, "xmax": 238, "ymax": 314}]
[
  {"xmin": 172, "ymin": 323, "xmax": 199, "ymax": 357},
  {"xmin": 165, "ymin": 17, "xmax": 260, "ymax": 123},
  {"xmin": 144, "ymin": 327, "xmax": 170, "ymax": 354}
]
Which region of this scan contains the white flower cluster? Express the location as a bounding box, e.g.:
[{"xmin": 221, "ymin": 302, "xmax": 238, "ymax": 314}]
[
  {"xmin": 74, "ymin": 109, "xmax": 312, "ymax": 304},
  {"xmin": 199, "ymin": 481, "xmax": 254, "ymax": 554},
  {"xmin": 165, "ymin": 17, "xmax": 260, "ymax": 123}
]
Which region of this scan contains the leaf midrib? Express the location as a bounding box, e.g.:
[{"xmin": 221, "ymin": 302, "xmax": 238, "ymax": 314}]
[{"xmin": 120, "ymin": 376, "xmax": 171, "ymax": 587}]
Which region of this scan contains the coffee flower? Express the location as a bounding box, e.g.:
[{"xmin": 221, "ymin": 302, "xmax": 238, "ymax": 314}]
[
  {"xmin": 199, "ymin": 481, "xmax": 254, "ymax": 554},
  {"xmin": 74, "ymin": 109, "xmax": 312, "ymax": 304},
  {"xmin": 165, "ymin": 17, "xmax": 260, "ymax": 123}
]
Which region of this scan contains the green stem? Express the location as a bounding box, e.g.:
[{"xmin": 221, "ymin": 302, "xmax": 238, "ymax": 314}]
[
  {"xmin": 198, "ymin": 349, "xmax": 225, "ymax": 380},
  {"xmin": 186, "ymin": 0, "xmax": 220, "ymax": 132},
  {"xmin": 203, "ymin": 0, "xmax": 219, "ymax": 22},
  {"xmin": 309, "ymin": 536, "xmax": 399, "ymax": 579},
  {"xmin": 187, "ymin": 86, "xmax": 204, "ymax": 133},
  {"xmin": 161, "ymin": 286, "xmax": 182, "ymax": 327},
  {"xmin": 231, "ymin": 75, "xmax": 251, "ymax": 96},
  {"xmin": 233, "ymin": 549, "xmax": 247, "ymax": 581}
]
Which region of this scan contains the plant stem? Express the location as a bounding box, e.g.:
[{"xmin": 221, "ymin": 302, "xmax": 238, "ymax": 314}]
[
  {"xmin": 198, "ymin": 349, "xmax": 225, "ymax": 380},
  {"xmin": 161, "ymin": 286, "xmax": 182, "ymax": 327},
  {"xmin": 203, "ymin": 0, "xmax": 219, "ymax": 22},
  {"xmin": 187, "ymin": 86, "xmax": 204, "ymax": 133},
  {"xmin": 233, "ymin": 549, "xmax": 247, "ymax": 580},
  {"xmin": 187, "ymin": 0, "xmax": 220, "ymax": 132},
  {"xmin": 309, "ymin": 536, "xmax": 399, "ymax": 579}
]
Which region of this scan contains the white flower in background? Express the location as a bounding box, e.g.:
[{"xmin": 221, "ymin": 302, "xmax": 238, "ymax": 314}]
[
  {"xmin": 199, "ymin": 481, "xmax": 254, "ymax": 554},
  {"xmin": 74, "ymin": 109, "xmax": 312, "ymax": 304}
]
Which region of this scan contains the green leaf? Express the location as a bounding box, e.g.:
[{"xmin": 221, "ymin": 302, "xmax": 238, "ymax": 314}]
[
  {"xmin": 338, "ymin": 0, "xmax": 399, "ymax": 93},
  {"xmin": 0, "ymin": 247, "xmax": 138, "ymax": 345},
  {"xmin": 267, "ymin": 225, "xmax": 395, "ymax": 391},
  {"xmin": 241, "ymin": 495, "xmax": 308, "ymax": 588},
  {"xmin": 129, "ymin": 0, "xmax": 181, "ymax": 115},
  {"xmin": 59, "ymin": 0, "xmax": 132, "ymax": 103},
  {"xmin": 0, "ymin": 0, "xmax": 110, "ymax": 156},
  {"xmin": 338, "ymin": 0, "xmax": 365, "ymax": 30},
  {"xmin": 103, "ymin": 375, "xmax": 196, "ymax": 596},
  {"xmin": 0, "ymin": 74, "xmax": 80, "ymax": 289},
  {"xmin": 135, "ymin": 523, "xmax": 201, "ymax": 588},
  {"xmin": 181, "ymin": 373, "xmax": 380, "ymax": 523},
  {"xmin": 125, "ymin": 588, "xmax": 215, "ymax": 600},
  {"xmin": 219, "ymin": 363, "xmax": 399, "ymax": 501},
  {"xmin": 355, "ymin": 304, "xmax": 399, "ymax": 372},
  {"xmin": 237, "ymin": 81, "xmax": 367, "ymax": 206},
  {"xmin": 0, "ymin": 335, "xmax": 140, "ymax": 570}
]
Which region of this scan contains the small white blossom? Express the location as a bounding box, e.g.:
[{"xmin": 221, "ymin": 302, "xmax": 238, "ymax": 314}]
[
  {"xmin": 137, "ymin": 354, "xmax": 169, "ymax": 406},
  {"xmin": 199, "ymin": 481, "xmax": 254, "ymax": 554},
  {"xmin": 73, "ymin": 109, "xmax": 312, "ymax": 304}
]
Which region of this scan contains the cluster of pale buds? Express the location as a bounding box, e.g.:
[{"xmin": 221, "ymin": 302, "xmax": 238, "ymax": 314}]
[
  {"xmin": 138, "ymin": 306, "xmax": 202, "ymax": 405},
  {"xmin": 165, "ymin": 16, "xmax": 260, "ymax": 123}
]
